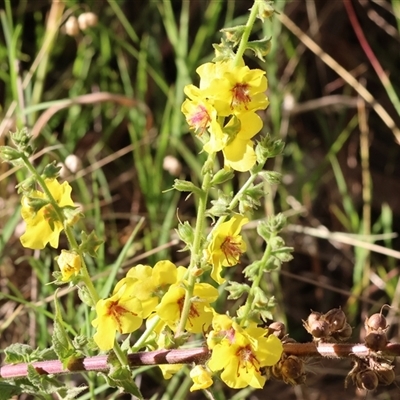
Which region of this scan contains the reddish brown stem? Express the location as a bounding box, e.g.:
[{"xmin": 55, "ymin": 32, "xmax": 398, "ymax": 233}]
[{"xmin": 2, "ymin": 343, "xmax": 400, "ymax": 380}]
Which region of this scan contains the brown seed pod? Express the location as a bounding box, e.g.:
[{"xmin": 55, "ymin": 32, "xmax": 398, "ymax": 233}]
[
  {"xmin": 375, "ymin": 368, "xmax": 395, "ymax": 386},
  {"xmin": 307, "ymin": 310, "xmax": 322, "ymax": 326},
  {"xmin": 365, "ymin": 313, "xmax": 388, "ymax": 333},
  {"xmin": 334, "ymin": 322, "xmax": 353, "ymax": 342},
  {"xmin": 324, "ymin": 308, "xmax": 347, "ymax": 332},
  {"xmin": 280, "ymin": 355, "xmax": 306, "ymax": 386},
  {"xmin": 357, "ymin": 370, "xmax": 379, "ymax": 391},
  {"xmin": 307, "ymin": 319, "xmax": 330, "ymax": 339},
  {"xmin": 364, "ymin": 331, "xmax": 388, "ymax": 351}
]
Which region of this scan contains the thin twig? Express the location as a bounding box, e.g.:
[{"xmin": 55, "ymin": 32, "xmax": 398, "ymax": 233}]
[{"xmin": 2, "ymin": 343, "xmax": 400, "ymax": 380}]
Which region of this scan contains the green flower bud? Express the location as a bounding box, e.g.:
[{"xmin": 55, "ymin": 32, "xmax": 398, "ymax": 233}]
[
  {"xmin": 246, "ymin": 37, "xmax": 272, "ymax": 62},
  {"xmin": 176, "ymin": 221, "xmax": 194, "ymax": 247},
  {"xmin": 272, "ymin": 247, "xmax": 294, "ymax": 262},
  {"xmin": 0, "ymin": 146, "xmax": 21, "ymax": 162},
  {"xmin": 220, "ymin": 25, "xmax": 246, "ymax": 46},
  {"xmin": 225, "ymin": 281, "xmax": 250, "ymax": 300},
  {"xmin": 258, "ymin": 170, "xmax": 282, "ymax": 185},
  {"xmin": 257, "ymin": 1, "xmax": 276, "ymax": 21},
  {"xmin": 77, "ymin": 285, "xmax": 95, "ymax": 307},
  {"xmin": 210, "ymin": 168, "xmax": 235, "ymax": 185},
  {"xmin": 79, "ymin": 230, "xmax": 103, "ymax": 257},
  {"xmin": 207, "ymin": 192, "xmax": 232, "ymax": 217},
  {"xmin": 42, "ymin": 161, "xmax": 62, "ymax": 180},
  {"xmin": 173, "ymin": 179, "xmax": 203, "ymax": 196},
  {"xmin": 264, "ymin": 213, "xmax": 287, "ymax": 233},
  {"xmin": 256, "ymin": 134, "xmax": 285, "ymax": 162}
]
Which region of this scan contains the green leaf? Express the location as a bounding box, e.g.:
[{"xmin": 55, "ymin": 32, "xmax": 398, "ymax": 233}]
[
  {"xmin": 4, "ymin": 343, "xmax": 34, "ymax": 364},
  {"xmin": 0, "ymin": 382, "xmax": 22, "ymax": 399},
  {"xmin": 52, "ymin": 289, "xmax": 76, "ymax": 367},
  {"xmin": 41, "ymin": 161, "xmax": 61, "ymax": 179},
  {"xmin": 27, "ymin": 364, "xmax": 63, "ymax": 395},
  {"xmin": 79, "ymin": 230, "xmax": 104, "ymax": 258},
  {"xmin": 246, "ymin": 37, "xmax": 272, "ymax": 62},
  {"xmin": 102, "ymin": 365, "xmax": 143, "ymax": 399}
]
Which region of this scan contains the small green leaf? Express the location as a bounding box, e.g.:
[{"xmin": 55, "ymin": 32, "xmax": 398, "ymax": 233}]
[
  {"xmin": 0, "ymin": 382, "xmax": 22, "ymax": 399},
  {"xmin": 52, "ymin": 290, "xmax": 76, "ymax": 367},
  {"xmin": 103, "ymin": 365, "xmax": 143, "ymax": 399},
  {"xmin": 4, "ymin": 343, "xmax": 34, "ymax": 364},
  {"xmin": 79, "ymin": 230, "xmax": 103, "ymax": 258},
  {"xmin": 41, "ymin": 161, "xmax": 61, "ymax": 179}
]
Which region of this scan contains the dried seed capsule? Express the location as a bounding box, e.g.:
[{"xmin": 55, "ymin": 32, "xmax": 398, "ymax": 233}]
[
  {"xmin": 324, "ymin": 308, "xmax": 347, "ymax": 332},
  {"xmin": 357, "ymin": 370, "xmax": 379, "ymax": 391},
  {"xmin": 307, "ymin": 311, "xmax": 322, "ymax": 326},
  {"xmin": 365, "ymin": 313, "xmax": 388, "ymax": 333},
  {"xmin": 335, "ymin": 322, "xmax": 353, "ymax": 342},
  {"xmin": 268, "ymin": 321, "xmax": 286, "ymax": 339},
  {"xmin": 376, "ymin": 368, "xmax": 395, "ymax": 386},
  {"xmin": 364, "ymin": 331, "xmax": 388, "ymax": 351},
  {"xmin": 280, "ymin": 355, "xmax": 306, "ymax": 385},
  {"xmin": 308, "ymin": 319, "xmax": 330, "ymax": 339}
]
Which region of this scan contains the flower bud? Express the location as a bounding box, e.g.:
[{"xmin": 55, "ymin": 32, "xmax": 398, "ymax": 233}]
[
  {"xmin": 176, "ymin": 221, "xmax": 194, "ymax": 247},
  {"xmin": 56, "ymin": 250, "xmax": 81, "ymax": 282},
  {"xmin": 173, "ymin": 179, "xmax": 203, "ymax": 195},
  {"xmin": 210, "ymin": 168, "xmax": 234, "ymax": 185},
  {"xmin": 0, "ymin": 145, "xmax": 21, "ymax": 161}
]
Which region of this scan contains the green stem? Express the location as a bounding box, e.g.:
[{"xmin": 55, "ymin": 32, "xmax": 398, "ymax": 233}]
[
  {"xmin": 176, "ymin": 153, "xmax": 215, "ymax": 335},
  {"xmin": 20, "ymin": 154, "xmax": 128, "ymax": 365},
  {"xmin": 206, "ymin": 164, "xmax": 262, "ymax": 243},
  {"xmin": 132, "ymin": 315, "xmax": 162, "ymax": 351},
  {"xmin": 238, "ymin": 229, "xmax": 277, "ymax": 326},
  {"xmin": 233, "ymin": 0, "xmax": 260, "ymax": 65}
]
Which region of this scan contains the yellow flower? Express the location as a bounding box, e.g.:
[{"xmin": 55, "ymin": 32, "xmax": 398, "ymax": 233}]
[
  {"xmin": 204, "ymin": 112, "xmax": 262, "ymax": 171},
  {"xmin": 56, "ymin": 250, "xmax": 81, "ymax": 281},
  {"xmin": 207, "ymin": 214, "xmax": 248, "ymax": 284},
  {"xmin": 190, "ymin": 365, "xmax": 213, "ymax": 391},
  {"xmin": 155, "ymin": 282, "xmax": 218, "ymax": 333},
  {"xmin": 114, "ymin": 261, "xmax": 186, "ymax": 318},
  {"xmin": 159, "ymin": 364, "xmax": 184, "ymax": 380},
  {"xmin": 92, "ymin": 282, "xmax": 143, "ymax": 351},
  {"xmin": 20, "ymin": 179, "xmax": 75, "ymax": 249},
  {"xmin": 181, "ymin": 85, "xmax": 216, "ymax": 136},
  {"xmin": 196, "ymin": 60, "xmax": 269, "ymax": 116},
  {"xmin": 207, "ymin": 315, "xmax": 283, "ymax": 389}
]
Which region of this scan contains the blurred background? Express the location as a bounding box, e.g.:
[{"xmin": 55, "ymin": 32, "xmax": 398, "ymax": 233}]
[{"xmin": 1, "ymin": 1, "xmax": 400, "ymax": 399}]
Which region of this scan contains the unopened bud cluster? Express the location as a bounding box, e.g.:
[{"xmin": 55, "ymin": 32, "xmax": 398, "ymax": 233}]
[{"xmin": 303, "ymin": 308, "xmax": 352, "ymax": 343}]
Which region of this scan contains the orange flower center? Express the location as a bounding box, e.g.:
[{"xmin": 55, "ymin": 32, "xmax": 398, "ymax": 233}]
[
  {"xmin": 236, "ymin": 345, "xmax": 260, "ymax": 374},
  {"xmin": 189, "ymin": 104, "xmax": 211, "ymax": 135},
  {"xmin": 231, "ymin": 83, "xmax": 250, "ymax": 110},
  {"xmin": 177, "ymin": 296, "xmax": 200, "ymax": 328},
  {"xmin": 107, "ymin": 301, "xmax": 137, "ymax": 332},
  {"xmin": 221, "ymin": 235, "xmax": 242, "ymax": 265}
]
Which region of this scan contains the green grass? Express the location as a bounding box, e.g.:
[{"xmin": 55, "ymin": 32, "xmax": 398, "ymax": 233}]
[{"xmin": 1, "ymin": 1, "xmax": 400, "ymax": 399}]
